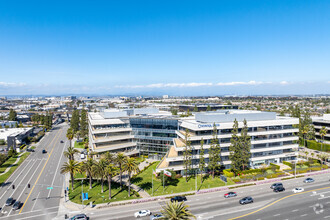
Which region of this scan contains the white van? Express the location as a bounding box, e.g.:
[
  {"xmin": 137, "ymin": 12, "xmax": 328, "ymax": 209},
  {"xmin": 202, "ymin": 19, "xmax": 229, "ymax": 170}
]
[{"xmin": 80, "ymin": 153, "xmax": 85, "ymax": 159}]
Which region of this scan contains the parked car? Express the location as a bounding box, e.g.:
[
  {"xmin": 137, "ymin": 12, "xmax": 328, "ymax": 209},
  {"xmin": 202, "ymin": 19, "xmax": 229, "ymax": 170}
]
[
  {"xmin": 170, "ymin": 196, "xmax": 187, "ymax": 202},
  {"xmin": 12, "ymin": 201, "xmax": 21, "ymax": 210},
  {"xmin": 60, "ymin": 140, "xmax": 64, "ymax": 143},
  {"xmin": 273, "ymin": 186, "xmax": 285, "ymax": 192},
  {"xmin": 239, "ymin": 196, "xmax": 253, "ymax": 205},
  {"xmin": 134, "ymin": 210, "xmax": 151, "ymax": 218},
  {"xmin": 42, "ymin": 149, "xmax": 47, "ymax": 154},
  {"xmin": 270, "ymin": 183, "xmax": 283, "ymax": 189},
  {"xmin": 69, "ymin": 214, "xmax": 89, "ymax": 220},
  {"xmin": 224, "ymin": 192, "xmax": 237, "ymax": 198},
  {"xmin": 26, "ymin": 148, "xmax": 35, "ymax": 152},
  {"xmin": 5, "ymin": 197, "xmax": 14, "ymax": 206},
  {"xmin": 292, "ymin": 187, "xmax": 304, "ymax": 193},
  {"xmin": 150, "ymin": 213, "xmax": 164, "ymax": 220},
  {"xmin": 304, "ymin": 178, "xmax": 314, "ymax": 183},
  {"xmin": 315, "ymin": 151, "xmax": 320, "ymax": 153}
]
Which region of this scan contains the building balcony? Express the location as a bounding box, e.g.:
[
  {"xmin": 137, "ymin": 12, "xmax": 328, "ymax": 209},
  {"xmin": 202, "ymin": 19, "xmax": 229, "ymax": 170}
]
[{"xmin": 93, "ymin": 135, "xmax": 134, "ymax": 143}]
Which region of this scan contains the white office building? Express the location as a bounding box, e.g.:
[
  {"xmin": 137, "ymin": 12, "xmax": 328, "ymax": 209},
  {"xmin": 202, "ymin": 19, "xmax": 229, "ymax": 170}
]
[{"xmin": 157, "ymin": 110, "xmax": 299, "ymax": 174}]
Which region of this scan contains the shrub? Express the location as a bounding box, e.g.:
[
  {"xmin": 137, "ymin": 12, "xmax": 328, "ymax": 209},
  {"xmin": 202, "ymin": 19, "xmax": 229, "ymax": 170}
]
[
  {"xmin": 270, "ymin": 163, "xmax": 280, "ymax": 170},
  {"xmin": 175, "ymin": 174, "xmax": 182, "ymax": 179},
  {"xmin": 229, "ymin": 183, "xmax": 255, "ymax": 189},
  {"xmin": 283, "ymin": 161, "xmax": 294, "ymax": 168},
  {"xmin": 223, "ymin": 169, "xmax": 234, "ymax": 178},
  {"xmin": 257, "ymin": 177, "xmax": 265, "ymax": 180}
]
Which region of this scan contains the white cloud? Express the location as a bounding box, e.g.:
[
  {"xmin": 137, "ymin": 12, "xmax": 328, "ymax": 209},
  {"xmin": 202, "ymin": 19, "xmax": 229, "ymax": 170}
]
[
  {"xmin": 116, "ymin": 82, "xmax": 213, "ymax": 89},
  {"xmin": 280, "ymin": 81, "xmax": 289, "ymax": 85},
  {"xmin": 216, "ymin": 81, "xmax": 265, "ymax": 86},
  {"xmin": 0, "ymin": 82, "xmax": 26, "ymax": 87}
]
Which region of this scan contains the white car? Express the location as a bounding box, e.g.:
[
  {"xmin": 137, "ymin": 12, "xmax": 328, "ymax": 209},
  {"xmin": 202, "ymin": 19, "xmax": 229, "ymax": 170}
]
[
  {"xmin": 134, "ymin": 210, "xmax": 151, "ymax": 218},
  {"xmin": 292, "ymin": 187, "xmax": 304, "ymax": 193}
]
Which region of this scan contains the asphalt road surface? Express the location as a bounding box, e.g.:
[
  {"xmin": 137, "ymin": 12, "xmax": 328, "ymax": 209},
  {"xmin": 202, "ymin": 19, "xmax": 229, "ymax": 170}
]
[
  {"xmin": 0, "ymin": 123, "xmax": 68, "ymax": 220},
  {"xmin": 69, "ymin": 172, "xmax": 330, "ymax": 220}
]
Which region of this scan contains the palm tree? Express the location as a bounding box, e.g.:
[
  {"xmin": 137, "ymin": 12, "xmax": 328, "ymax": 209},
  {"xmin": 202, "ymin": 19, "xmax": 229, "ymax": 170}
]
[
  {"xmin": 319, "ymin": 153, "xmax": 327, "ymax": 165},
  {"xmin": 302, "ymin": 125, "xmax": 309, "ymax": 148},
  {"xmin": 60, "ymin": 160, "xmax": 81, "ymax": 190},
  {"xmin": 94, "ymin": 159, "xmax": 107, "ymax": 193},
  {"xmin": 320, "ymin": 126, "xmax": 328, "ymax": 152},
  {"xmin": 103, "ymin": 151, "xmax": 115, "ymax": 164},
  {"xmin": 123, "ymin": 157, "xmax": 139, "ymax": 197},
  {"xmin": 66, "ymin": 128, "xmax": 74, "ymax": 148},
  {"xmin": 81, "ymin": 158, "xmax": 95, "ymax": 189},
  {"xmin": 64, "ymin": 146, "xmax": 79, "ymax": 161},
  {"xmin": 160, "ymin": 201, "xmax": 196, "ymax": 220},
  {"xmin": 115, "ymin": 153, "xmax": 127, "ymax": 189},
  {"xmin": 105, "ymin": 164, "xmax": 118, "ymax": 200}
]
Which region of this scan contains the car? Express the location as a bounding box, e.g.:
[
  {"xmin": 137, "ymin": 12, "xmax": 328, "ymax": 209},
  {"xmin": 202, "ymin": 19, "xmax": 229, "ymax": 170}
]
[
  {"xmin": 150, "ymin": 213, "xmax": 164, "ymax": 220},
  {"xmin": 42, "ymin": 149, "xmax": 47, "ymax": 154},
  {"xmin": 12, "ymin": 201, "xmax": 21, "ymax": 210},
  {"xmin": 315, "ymin": 151, "xmax": 320, "ymax": 153},
  {"xmin": 224, "ymin": 192, "xmax": 237, "ymax": 198},
  {"xmin": 26, "ymin": 148, "xmax": 35, "ymax": 152},
  {"xmin": 239, "ymin": 196, "xmax": 253, "ymax": 205},
  {"xmin": 69, "ymin": 214, "xmax": 89, "ymax": 220},
  {"xmin": 270, "ymin": 183, "xmax": 283, "ymax": 189},
  {"xmin": 170, "ymin": 196, "xmax": 187, "ymax": 202},
  {"xmin": 273, "ymin": 186, "xmax": 285, "ymax": 192},
  {"xmin": 5, "ymin": 197, "xmax": 14, "ymax": 206},
  {"xmin": 134, "ymin": 210, "xmax": 151, "ymax": 218},
  {"xmin": 60, "ymin": 140, "xmax": 64, "ymax": 143},
  {"xmin": 304, "ymin": 178, "xmax": 314, "ymax": 183},
  {"xmin": 292, "ymin": 187, "xmax": 304, "ymax": 193}
]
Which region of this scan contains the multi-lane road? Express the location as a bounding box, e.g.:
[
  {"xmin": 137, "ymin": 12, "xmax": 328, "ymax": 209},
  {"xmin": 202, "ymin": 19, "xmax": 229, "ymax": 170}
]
[
  {"xmin": 0, "ymin": 123, "xmax": 68, "ymax": 220},
  {"xmin": 69, "ymin": 172, "xmax": 330, "ymax": 220}
]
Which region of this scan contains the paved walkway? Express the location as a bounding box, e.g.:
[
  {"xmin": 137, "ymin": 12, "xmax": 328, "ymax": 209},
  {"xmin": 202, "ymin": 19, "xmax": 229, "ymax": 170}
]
[{"xmin": 0, "ymin": 155, "xmax": 21, "ymax": 176}]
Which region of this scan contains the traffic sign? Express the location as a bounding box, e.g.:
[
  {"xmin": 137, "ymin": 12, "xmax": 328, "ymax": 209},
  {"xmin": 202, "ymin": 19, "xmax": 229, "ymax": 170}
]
[
  {"xmin": 47, "ymin": 187, "xmax": 53, "ymax": 190},
  {"xmin": 82, "ymin": 193, "xmax": 88, "ymax": 201}
]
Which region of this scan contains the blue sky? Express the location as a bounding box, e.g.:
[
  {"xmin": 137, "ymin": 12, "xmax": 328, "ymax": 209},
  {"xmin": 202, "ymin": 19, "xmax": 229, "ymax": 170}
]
[{"xmin": 0, "ymin": 0, "xmax": 329, "ymax": 95}]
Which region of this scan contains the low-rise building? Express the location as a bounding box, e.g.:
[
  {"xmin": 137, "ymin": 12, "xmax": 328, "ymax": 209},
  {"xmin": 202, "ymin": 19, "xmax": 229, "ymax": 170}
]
[
  {"xmin": 157, "ymin": 110, "xmax": 299, "ymax": 174},
  {"xmin": 313, "ymin": 114, "xmax": 330, "ymax": 143}
]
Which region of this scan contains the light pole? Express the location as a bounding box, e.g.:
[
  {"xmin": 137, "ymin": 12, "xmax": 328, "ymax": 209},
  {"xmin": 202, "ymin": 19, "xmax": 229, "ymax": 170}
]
[{"xmin": 81, "ymin": 179, "xmax": 84, "ymax": 209}]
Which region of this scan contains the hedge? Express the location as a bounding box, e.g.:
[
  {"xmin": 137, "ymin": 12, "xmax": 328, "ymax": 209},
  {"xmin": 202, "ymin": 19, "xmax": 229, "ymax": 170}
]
[
  {"xmin": 283, "ymin": 161, "xmax": 294, "ymax": 168},
  {"xmin": 270, "ymin": 163, "xmax": 280, "ymax": 170},
  {"xmin": 303, "ymin": 140, "xmax": 330, "ymax": 152},
  {"xmin": 223, "ymin": 169, "xmax": 234, "ymax": 178}
]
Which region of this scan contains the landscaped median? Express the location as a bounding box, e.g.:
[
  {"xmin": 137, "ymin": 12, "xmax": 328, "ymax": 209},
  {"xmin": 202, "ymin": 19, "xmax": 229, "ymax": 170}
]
[{"xmin": 0, "ymin": 152, "xmax": 30, "ymax": 185}]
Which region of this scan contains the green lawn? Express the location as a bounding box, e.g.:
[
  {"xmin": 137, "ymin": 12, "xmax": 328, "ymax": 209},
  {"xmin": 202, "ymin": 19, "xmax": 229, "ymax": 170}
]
[
  {"xmin": 69, "ymin": 179, "xmax": 140, "ymax": 205},
  {"xmin": 0, "ymin": 152, "xmax": 30, "ymax": 185},
  {"xmin": 0, "ymin": 155, "xmax": 20, "ymax": 173},
  {"xmin": 74, "ymin": 172, "xmax": 86, "ymax": 179},
  {"xmin": 74, "ymin": 141, "xmax": 85, "ymax": 149},
  {"xmin": 132, "ymin": 162, "xmax": 234, "ymax": 196}
]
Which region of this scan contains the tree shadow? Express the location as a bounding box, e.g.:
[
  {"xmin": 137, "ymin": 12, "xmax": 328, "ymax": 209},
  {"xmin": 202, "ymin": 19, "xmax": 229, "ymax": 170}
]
[
  {"xmin": 131, "ymin": 177, "xmax": 142, "ymax": 184},
  {"xmin": 139, "ymin": 182, "xmax": 152, "ymax": 190}
]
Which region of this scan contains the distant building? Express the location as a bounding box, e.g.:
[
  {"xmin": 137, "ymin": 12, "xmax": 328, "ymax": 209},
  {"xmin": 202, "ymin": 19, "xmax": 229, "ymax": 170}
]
[
  {"xmin": 178, "ymin": 104, "xmax": 238, "ymax": 112},
  {"xmin": 313, "ymin": 114, "xmax": 330, "ymax": 143},
  {"xmin": 0, "ymin": 127, "xmax": 34, "ymax": 149}
]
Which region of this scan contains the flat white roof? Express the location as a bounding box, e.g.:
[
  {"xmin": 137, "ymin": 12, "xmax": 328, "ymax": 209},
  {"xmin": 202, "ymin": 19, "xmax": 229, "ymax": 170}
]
[{"xmin": 0, "ymin": 128, "xmax": 33, "ymax": 140}]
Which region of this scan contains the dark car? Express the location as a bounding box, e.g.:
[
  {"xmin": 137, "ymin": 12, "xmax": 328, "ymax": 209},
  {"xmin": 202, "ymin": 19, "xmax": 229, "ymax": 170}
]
[
  {"xmin": 304, "ymin": 178, "xmax": 315, "ymax": 183},
  {"xmin": 273, "ymin": 186, "xmax": 285, "ymax": 193},
  {"xmin": 170, "ymin": 196, "xmax": 187, "ymax": 202},
  {"xmin": 26, "ymin": 148, "xmax": 35, "ymax": 152},
  {"xmin": 12, "ymin": 201, "xmax": 21, "ymax": 210},
  {"xmin": 60, "ymin": 140, "xmax": 64, "ymax": 143},
  {"xmin": 239, "ymin": 196, "xmax": 253, "ymax": 205},
  {"xmin": 5, "ymin": 197, "xmax": 14, "ymax": 206},
  {"xmin": 70, "ymin": 214, "xmax": 89, "ymax": 220},
  {"xmin": 224, "ymin": 192, "xmax": 237, "ymax": 198},
  {"xmin": 42, "ymin": 149, "xmax": 47, "ymax": 154},
  {"xmin": 270, "ymin": 183, "xmax": 283, "ymax": 189}
]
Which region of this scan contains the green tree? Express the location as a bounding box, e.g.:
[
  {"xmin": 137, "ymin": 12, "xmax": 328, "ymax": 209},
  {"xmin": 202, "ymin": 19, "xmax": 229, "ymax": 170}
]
[
  {"xmin": 105, "ymin": 164, "xmax": 118, "ymax": 200},
  {"xmin": 124, "ymin": 157, "xmax": 139, "ymax": 197},
  {"xmin": 320, "ymin": 126, "xmax": 328, "ymax": 152},
  {"xmin": 115, "ymin": 153, "xmax": 127, "ymax": 189},
  {"xmin": 60, "ymin": 160, "xmax": 81, "ymax": 190},
  {"xmin": 208, "ymin": 123, "xmax": 221, "ymax": 179},
  {"xmin": 8, "ymin": 109, "xmax": 17, "ymax": 121},
  {"xmin": 70, "ymin": 110, "xmax": 80, "ymax": 133},
  {"xmin": 80, "ymin": 158, "xmax": 95, "ymax": 189},
  {"xmin": 183, "ymin": 129, "xmax": 192, "ymax": 182},
  {"xmin": 102, "ymin": 151, "xmax": 115, "ymax": 164},
  {"xmin": 229, "ymin": 119, "xmax": 241, "ymax": 174},
  {"xmin": 66, "ymin": 128, "xmax": 74, "ymax": 148},
  {"xmin": 193, "ymin": 105, "xmax": 198, "ymax": 112},
  {"xmin": 63, "ymin": 146, "xmax": 79, "ymax": 161},
  {"xmin": 199, "ymin": 138, "xmax": 205, "ymax": 184},
  {"xmin": 80, "ymin": 109, "xmax": 88, "ymax": 138},
  {"xmin": 8, "ymin": 146, "xmax": 17, "ymax": 157},
  {"xmin": 94, "ymin": 159, "xmax": 107, "ymax": 193},
  {"xmin": 160, "ymin": 201, "xmax": 196, "ymax": 220},
  {"xmin": 206, "ymin": 105, "xmax": 211, "ymax": 111},
  {"xmin": 240, "ymin": 119, "xmax": 251, "ymax": 171}
]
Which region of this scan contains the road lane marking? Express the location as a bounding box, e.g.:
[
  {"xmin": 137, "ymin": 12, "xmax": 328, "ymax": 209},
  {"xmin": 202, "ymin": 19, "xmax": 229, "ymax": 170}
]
[
  {"xmin": 273, "ymin": 213, "xmax": 280, "ymax": 216},
  {"xmin": 228, "ymin": 186, "xmax": 330, "ymax": 220},
  {"xmin": 292, "ymin": 209, "xmax": 299, "ymax": 212},
  {"xmin": 301, "ymin": 214, "xmax": 307, "ymax": 217},
  {"xmin": 7, "ymin": 158, "xmax": 44, "ymax": 216},
  {"xmin": 31, "ymin": 192, "xmax": 40, "ymax": 211},
  {"xmin": 47, "ymin": 139, "xmax": 67, "ymax": 199},
  {"xmin": 324, "ymin": 216, "xmax": 330, "ymax": 218},
  {"xmin": 14, "ymin": 211, "xmax": 58, "ymax": 220},
  {"xmin": 19, "ymin": 128, "xmax": 63, "ymax": 214}
]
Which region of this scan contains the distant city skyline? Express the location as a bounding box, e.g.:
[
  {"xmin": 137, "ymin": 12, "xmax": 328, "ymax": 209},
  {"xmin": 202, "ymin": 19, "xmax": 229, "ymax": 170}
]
[{"xmin": 0, "ymin": 1, "xmax": 329, "ymax": 95}]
